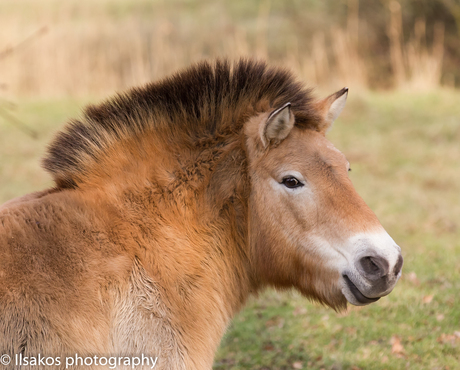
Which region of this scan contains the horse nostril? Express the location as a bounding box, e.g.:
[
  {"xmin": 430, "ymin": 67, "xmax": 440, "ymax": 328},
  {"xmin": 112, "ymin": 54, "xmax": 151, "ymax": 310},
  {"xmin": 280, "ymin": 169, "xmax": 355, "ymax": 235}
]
[
  {"xmin": 358, "ymin": 255, "xmax": 389, "ymax": 280},
  {"xmin": 394, "ymin": 254, "xmax": 403, "ymax": 277}
]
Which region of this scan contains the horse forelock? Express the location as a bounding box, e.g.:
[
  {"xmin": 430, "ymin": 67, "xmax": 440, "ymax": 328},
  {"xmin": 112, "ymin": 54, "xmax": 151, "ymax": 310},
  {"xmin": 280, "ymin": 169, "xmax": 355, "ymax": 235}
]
[{"xmin": 42, "ymin": 59, "xmax": 321, "ymax": 188}]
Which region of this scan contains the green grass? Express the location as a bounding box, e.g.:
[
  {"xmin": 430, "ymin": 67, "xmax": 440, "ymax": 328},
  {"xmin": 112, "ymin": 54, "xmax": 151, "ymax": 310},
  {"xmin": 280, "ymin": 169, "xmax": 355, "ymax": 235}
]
[
  {"xmin": 0, "ymin": 98, "xmax": 91, "ymax": 202},
  {"xmin": 1, "ymin": 90, "xmax": 459, "ymax": 369}
]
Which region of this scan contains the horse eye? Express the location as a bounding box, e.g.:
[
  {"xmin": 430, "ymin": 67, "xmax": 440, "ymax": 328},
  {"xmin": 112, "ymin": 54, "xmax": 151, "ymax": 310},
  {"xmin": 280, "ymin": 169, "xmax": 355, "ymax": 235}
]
[{"xmin": 281, "ymin": 177, "xmax": 303, "ymax": 189}]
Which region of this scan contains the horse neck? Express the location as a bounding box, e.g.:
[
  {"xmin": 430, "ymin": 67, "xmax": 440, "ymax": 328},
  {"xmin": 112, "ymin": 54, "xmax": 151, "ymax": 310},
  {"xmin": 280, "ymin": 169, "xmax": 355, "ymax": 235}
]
[{"xmin": 97, "ymin": 130, "xmax": 256, "ymax": 316}]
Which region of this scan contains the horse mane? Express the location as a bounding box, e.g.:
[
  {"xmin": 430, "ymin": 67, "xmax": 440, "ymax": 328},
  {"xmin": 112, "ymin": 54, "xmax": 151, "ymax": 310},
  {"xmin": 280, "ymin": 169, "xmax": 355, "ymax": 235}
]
[{"xmin": 43, "ymin": 59, "xmax": 321, "ymax": 188}]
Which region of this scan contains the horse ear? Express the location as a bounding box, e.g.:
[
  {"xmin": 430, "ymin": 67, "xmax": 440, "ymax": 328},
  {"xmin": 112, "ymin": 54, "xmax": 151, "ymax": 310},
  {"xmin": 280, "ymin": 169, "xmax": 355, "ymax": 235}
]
[
  {"xmin": 261, "ymin": 102, "xmax": 295, "ymax": 148},
  {"xmin": 315, "ymin": 87, "xmax": 348, "ymax": 133}
]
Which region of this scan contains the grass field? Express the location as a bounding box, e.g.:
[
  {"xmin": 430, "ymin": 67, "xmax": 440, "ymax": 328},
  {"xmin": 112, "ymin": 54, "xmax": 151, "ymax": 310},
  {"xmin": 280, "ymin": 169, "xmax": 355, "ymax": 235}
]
[
  {"xmin": 1, "ymin": 89, "xmax": 459, "ymax": 369},
  {"xmin": 1, "ymin": 0, "xmax": 453, "ymax": 98}
]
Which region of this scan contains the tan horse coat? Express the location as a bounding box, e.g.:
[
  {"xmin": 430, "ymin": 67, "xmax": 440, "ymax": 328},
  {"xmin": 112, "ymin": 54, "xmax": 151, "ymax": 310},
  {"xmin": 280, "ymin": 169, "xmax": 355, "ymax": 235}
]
[{"xmin": 0, "ymin": 60, "xmax": 402, "ymax": 369}]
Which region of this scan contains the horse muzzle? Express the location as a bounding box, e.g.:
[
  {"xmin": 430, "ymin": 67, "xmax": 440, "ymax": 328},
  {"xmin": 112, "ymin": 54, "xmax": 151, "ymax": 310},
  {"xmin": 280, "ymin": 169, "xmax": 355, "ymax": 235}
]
[{"xmin": 341, "ymin": 234, "xmax": 403, "ymax": 306}]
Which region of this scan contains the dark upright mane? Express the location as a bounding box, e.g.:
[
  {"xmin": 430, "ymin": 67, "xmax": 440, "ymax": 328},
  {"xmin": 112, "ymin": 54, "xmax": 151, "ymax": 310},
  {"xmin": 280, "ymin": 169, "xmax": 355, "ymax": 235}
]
[{"xmin": 43, "ymin": 59, "xmax": 321, "ymax": 188}]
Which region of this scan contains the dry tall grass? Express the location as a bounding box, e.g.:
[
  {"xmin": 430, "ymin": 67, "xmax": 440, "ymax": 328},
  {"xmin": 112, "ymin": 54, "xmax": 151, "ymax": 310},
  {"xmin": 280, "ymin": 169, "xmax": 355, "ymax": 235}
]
[
  {"xmin": 0, "ymin": 0, "xmax": 447, "ymax": 98},
  {"xmin": 388, "ymin": 0, "xmax": 445, "ymax": 90}
]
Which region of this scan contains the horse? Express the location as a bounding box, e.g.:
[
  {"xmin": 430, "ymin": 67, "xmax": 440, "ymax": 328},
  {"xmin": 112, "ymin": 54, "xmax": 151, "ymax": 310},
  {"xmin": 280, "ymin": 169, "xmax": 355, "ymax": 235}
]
[{"xmin": 0, "ymin": 59, "xmax": 403, "ymax": 369}]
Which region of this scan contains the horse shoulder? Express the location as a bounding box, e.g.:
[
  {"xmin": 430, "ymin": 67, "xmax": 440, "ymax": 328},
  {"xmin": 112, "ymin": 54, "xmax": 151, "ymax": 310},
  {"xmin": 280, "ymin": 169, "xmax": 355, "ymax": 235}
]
[{"xmin": 0, "ymin": 189, "xmax": 133, "ymax": 355}]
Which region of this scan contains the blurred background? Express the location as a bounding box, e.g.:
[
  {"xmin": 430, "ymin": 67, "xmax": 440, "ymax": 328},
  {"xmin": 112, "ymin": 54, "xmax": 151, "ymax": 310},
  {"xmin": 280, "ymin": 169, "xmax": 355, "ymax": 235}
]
[
  {"xmin": 0, "ymin": 0, "xmax": 459, "ymax": 369},
  {"xmin": 1, "ymin": 0, "xmax": 459, "ymax": 96}
]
